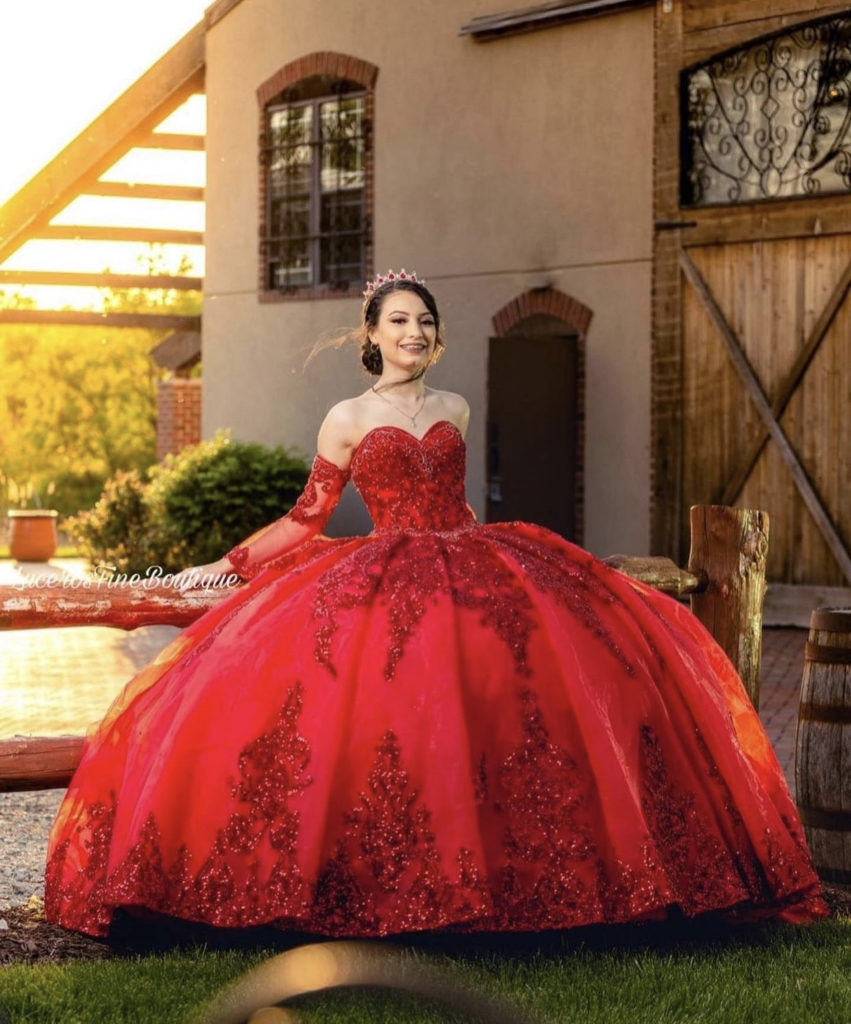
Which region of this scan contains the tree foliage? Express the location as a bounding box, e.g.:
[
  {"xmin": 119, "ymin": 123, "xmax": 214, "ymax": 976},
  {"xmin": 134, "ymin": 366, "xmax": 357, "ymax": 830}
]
[{"xmin": 0, "ymin": 247, "xmax": 201, "ymax": 517}]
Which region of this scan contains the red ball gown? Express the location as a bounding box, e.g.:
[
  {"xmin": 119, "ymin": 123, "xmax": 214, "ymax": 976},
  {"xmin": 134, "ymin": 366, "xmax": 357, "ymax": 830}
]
[{"xmin": 45, "ymin": 420, "xmax": 826, "ymax": 937}]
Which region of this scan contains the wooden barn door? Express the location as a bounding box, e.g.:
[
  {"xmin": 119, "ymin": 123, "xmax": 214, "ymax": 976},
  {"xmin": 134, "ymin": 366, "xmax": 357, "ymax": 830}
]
[
  {"xmin": 679, "ymin": 236, "xmax": 851, "ymax": 586},
  {"xmin": 652, "ymin": 1, "xmax": 851, "ymax": 591}
]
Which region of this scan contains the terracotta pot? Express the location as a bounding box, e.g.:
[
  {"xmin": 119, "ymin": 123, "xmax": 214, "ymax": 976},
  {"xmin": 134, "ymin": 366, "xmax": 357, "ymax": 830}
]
[{"xmin": 7, "ymin": 510, "xmax": 59, "ymax": 562}]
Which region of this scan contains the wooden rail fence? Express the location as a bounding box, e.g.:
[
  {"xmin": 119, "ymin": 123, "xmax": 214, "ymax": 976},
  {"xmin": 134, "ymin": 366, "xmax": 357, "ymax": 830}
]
[{"xmin": 0, "ymin": 505, "xmax": 768, "ymax": 791}]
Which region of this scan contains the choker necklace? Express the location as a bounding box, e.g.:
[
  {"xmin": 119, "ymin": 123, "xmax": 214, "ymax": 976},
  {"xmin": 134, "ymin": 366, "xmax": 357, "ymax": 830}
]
[{"xmin": 371, "ymin": 385, "xmax": 426, "ymax": 428}]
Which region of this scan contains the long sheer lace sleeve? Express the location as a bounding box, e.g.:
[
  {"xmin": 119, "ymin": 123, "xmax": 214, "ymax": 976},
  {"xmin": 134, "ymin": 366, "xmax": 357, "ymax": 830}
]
[{"xmin": 225, "ymin": 453, "xmax": 350, "ymax": 579}]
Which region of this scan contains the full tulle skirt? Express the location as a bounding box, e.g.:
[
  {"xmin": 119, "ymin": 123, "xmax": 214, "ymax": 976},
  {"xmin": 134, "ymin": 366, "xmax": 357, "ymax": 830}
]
[{"xmin": 45, "ymin": 523, "xmax": 826, "ymax": 937}]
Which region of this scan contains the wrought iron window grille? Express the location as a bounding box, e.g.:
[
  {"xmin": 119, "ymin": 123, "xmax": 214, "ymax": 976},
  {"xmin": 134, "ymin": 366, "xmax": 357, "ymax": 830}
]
[{"xmin": 681, "ymin": 13, "xmax": 851, "ymax": 207}]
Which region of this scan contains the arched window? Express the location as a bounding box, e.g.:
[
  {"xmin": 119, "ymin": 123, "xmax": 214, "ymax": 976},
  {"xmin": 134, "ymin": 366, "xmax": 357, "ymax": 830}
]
[
  {"xmin": 258, "ymin": 54, "xmax": 378, "ymax": 296},
  {"xmin": 681, "ymin": 13, "xmax": 851, "ymax": 206},
  {"xmin": 263, "ymin": 76, "xmax": 367, "ymax": 290}
]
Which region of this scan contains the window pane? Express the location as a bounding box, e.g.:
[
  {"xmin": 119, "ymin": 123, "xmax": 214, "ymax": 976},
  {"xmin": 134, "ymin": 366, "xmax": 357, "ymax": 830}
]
[
  {"xmin": 320, "ymin": 96, "xmax": 366, "ymax": 192},
  {"xmin": 268, "ymin": 106, "xmax": 313, "ymax": 196},
  {"xmin": 320, "ymin": 230, "xmax": 362, "ymax": 284},
  {"xmin": 682, "ymin": 14, "xmax": 851, "ymax": 205},
  {"xmin": 271, "ymin": 197, "xmax": 310, "ymax": 240},
  {"xmin": 270, "ymin": 247, "xmax": 312, "ymax": 289}
]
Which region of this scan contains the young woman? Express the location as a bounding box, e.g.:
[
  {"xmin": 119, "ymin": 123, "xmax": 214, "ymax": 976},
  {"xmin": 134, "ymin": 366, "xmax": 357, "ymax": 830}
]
[{"xmin": 45, "ymin": 271, "xmax": 826, "ymax": 938}]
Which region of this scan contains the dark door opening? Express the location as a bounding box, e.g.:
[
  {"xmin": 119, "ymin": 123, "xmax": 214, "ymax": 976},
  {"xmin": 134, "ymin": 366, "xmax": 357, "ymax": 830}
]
[{"xmin": 486, "ymin": 333, "xmax": 579, "ymax": 540}]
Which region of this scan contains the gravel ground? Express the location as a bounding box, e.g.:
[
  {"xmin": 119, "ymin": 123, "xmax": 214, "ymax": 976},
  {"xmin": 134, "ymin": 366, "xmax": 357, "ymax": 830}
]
[{"xmin": 0, "ymin": 788, "xmax": 63, "ymax": 911}]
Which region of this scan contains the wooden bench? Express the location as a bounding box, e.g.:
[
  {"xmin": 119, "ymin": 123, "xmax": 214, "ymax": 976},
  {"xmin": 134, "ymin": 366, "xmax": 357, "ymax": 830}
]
[{"xmin": 0, "ymin": 505, "xmax": 769, "ymax": 792}]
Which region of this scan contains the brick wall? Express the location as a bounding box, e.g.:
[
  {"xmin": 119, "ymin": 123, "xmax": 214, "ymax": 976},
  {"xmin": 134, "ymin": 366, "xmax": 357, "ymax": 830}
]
[{"xmin": 157, "ymin": 378, "xmax": 202, "ymax": 461}]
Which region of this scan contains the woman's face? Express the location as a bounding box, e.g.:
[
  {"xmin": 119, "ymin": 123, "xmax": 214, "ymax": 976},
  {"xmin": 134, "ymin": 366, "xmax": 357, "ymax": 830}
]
[{"xmin": 368, "ymin": 289, "xmax": 437, "ymax": 375}]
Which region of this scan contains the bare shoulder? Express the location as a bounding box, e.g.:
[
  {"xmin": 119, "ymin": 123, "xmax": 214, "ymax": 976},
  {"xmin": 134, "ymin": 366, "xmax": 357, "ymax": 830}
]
[
  {"xmin": 429, "ymin": 389, "xmax": 470, "ymax": 433},
  {"xmin": 316, "ymin": 398, "xmax": 362, "ymax": 468}
]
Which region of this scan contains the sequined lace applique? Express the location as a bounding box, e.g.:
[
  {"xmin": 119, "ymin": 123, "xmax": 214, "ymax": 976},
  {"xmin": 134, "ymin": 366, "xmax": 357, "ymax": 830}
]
[
  {"xmin": 492, "ymin": 687, "xmax": 604, "ymax": 927},
  {"xmin": 226, "ymin": 454, "xmax": 350, "ymax": 580},
  {"xmin": 312, "ymin": 532, "xmax": 541, "ymax": 680},
  {"xmin": 638, "ymin": 724, "xmax": 751, "ymax": 914},
  {"xmin": 482, "ymin": 529, "xmax": 638, "ymax": 675},
  {"xmin": 46, "ymin": 685, "xmax": 315, "ymax": 934},
  {"xmin": 313, "ymin": 731, "xmax": 491, "ymax": 934}
]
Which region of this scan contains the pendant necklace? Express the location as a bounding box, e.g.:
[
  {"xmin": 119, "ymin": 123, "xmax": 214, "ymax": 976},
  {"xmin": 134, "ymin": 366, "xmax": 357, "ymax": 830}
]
[{"xmin": 371, "ymin": 385, "xmax": 426, "ymax": 428}]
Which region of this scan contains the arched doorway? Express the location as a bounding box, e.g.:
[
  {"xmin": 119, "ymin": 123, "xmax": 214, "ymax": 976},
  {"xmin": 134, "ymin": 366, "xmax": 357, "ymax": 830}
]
[{"xmin": 488, "ymin": 290, "xmax": 591, "ymax": 542}]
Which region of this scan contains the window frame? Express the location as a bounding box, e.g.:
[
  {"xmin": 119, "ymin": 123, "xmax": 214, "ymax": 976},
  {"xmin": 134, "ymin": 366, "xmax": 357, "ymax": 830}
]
[{"xmin": 256, "ymin": 54, "xmax": 378, "ymax": 304}]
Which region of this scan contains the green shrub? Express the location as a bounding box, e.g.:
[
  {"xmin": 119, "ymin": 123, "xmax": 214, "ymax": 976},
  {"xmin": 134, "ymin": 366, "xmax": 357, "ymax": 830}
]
[{"xmin": 66, "ymin": 432, "xmax": 309, "ymax": 575}]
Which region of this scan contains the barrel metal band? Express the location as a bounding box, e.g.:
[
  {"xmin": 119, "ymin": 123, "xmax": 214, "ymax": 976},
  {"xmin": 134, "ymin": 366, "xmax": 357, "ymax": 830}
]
[
  {"xmin": 797, "ymin": 805, "xmax": 851, "ymax": 831},
  {"xmin": 805, "ymin": 642, "xmax": 851, "ymax": 665},
  {"xmin": 798, "ymin": 701, "xmax": 851, "ymax": 724},
  {"xmin": 809, "ymin": 607, "xmax": 851, "ymax": 631}
]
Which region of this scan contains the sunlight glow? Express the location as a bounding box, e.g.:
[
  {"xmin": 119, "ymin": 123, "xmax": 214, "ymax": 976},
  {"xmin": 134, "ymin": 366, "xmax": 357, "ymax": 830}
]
[{"xmin": 0, "ymin": 3, "xmax": 209, "ymax": 311}]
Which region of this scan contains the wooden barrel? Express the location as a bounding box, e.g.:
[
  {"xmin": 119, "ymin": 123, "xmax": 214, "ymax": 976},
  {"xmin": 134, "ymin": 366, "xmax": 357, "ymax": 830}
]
[{"xmin": 795, "ymin": 607, "xmax": 851, "ymax": 883}]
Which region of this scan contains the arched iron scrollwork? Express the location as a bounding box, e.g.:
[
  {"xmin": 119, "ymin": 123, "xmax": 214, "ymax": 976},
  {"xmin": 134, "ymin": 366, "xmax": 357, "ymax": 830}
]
[{"xmin": 681, "ymin": 14, "xmax": 851, "ymax": 206}]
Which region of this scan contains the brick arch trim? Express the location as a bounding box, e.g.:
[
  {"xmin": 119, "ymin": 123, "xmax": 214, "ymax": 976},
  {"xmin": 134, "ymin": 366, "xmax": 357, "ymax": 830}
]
[
  {"xmin": 491, "ymin": 289, "xmax": 593, "ymax": 338},
  {"xmin": 257, "ymin": 51, "xmax": 379, "ymax": 107}
]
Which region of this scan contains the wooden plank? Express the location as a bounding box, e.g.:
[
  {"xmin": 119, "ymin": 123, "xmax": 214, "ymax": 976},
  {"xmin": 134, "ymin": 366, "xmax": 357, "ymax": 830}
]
[
  {"xmin": 0, "ymin": 310, "xmax": 201, "ymax": 330},
  {"xmin": 35, "ymin": 225, "xmax": 204, "ymax": 245},
  {"xmin": 680, "ymin": 194, "xmax": 851, "ymax": 246},
  {"xmin": 0, "ymin": 23, "xmax": 205, "ymax": 264},
  {"xmin": 719, "ymin": 254, "xmax": 851, "ymax": 504},
  {"xmin": 651, "ymin": 0, "xmax": 686, "ymax": 561},
  {"xmin": 602, "ymin": 554, "xmax": 704, "ymax": 596},
  {"xmin": 0, "ymin": 583, "xmax": 227, "ymax": 631},
  {"xmin": 83, "ymin": 182, "xmax": 205, "ymax": 201},
  {"xmin": 135, "ymin": 132, "xmax": 205, "ymax": 151},
  {"xmin": 764, "ymin": 584, "xmax": 851, "ymax": 627},
  {"xmin": 0, "ymin": 736, "xmax": 83, "ymax": 792},
  {"xmin": 682, "ymin": 4, "xmax": 849, "ymax": 61},
  {"xmin": 680, "ymin": 249, "xmax": 851, "ymax": 584},
  {"xmin": 459, "ymin": 0, "xmax": 654, "ymax": 39},
  {"xmin": 0, "ymin": 270, "xmax": 202, "ymax": 290}
]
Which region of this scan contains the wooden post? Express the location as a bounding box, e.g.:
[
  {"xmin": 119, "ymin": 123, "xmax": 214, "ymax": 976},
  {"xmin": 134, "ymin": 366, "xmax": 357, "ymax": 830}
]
[{"xmin": 687, "ymin": 505, "xmax": 769, "ymax": 708}]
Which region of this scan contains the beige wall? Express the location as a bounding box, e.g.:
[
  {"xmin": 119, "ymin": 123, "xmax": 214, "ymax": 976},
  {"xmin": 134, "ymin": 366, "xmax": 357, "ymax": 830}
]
[{"xmin": 203, "ymin": 0, "xmax": 654, "ymax": 555}]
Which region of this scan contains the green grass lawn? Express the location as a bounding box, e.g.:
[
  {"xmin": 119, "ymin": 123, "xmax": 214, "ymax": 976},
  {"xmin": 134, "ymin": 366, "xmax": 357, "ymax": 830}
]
[{"xmin": 0, "ymin": 918, "xmax": 848, "ymax": 1024}]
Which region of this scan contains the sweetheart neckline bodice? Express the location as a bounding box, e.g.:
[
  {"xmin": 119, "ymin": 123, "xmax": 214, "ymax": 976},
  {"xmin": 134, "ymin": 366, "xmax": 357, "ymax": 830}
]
[
  {"xmin": 350, "ymin": 420, "xmax": 461, "ymax": 467},
  {"xmin": 348, "ymin": 419, "xmax": 472, "ymax": 532}
]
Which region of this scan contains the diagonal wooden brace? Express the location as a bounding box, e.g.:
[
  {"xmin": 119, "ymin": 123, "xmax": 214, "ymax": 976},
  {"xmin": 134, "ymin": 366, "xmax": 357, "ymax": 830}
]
[{"xmin": 680, "ymin": 250, "xmax": 851, "ymax": 585}]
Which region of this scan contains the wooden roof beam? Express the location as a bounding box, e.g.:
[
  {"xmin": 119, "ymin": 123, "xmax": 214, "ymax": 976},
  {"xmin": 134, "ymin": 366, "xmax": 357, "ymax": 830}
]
[
  {"xmin": 35, "ymin": 226, "xmax": 203, "ymax": 245},
  {"xmin": 134, "ymin": 133, "xmax": 205, "ymax": 151},
  {"xmin": 83, "ymin": 183, "xmax": 205, "ymax": 202},
  {"xmin": 0, "ymin": 310, "xmax": 201, "ymax": 331},
  {"xmin": 459, "ymin": 0, "xmax": 654, "ymax": 40},
  {"xmin": 0, "ymin": 270, "xmax": 202, "ymax": 290},
  {"xmin": 0, "ymin": 22, "xmax": 205, "ymax": 264}
]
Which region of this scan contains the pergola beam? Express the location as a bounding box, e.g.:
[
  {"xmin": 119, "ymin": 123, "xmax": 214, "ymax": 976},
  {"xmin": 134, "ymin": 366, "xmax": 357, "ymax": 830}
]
[
  {"xmin": 0, "ymin": 22, "xmax": 205, "ymax": 264},
  {"xmin": 35, "ymin": 225, "xmax": 203, "ymax": 245},
  {"xmin": 82, "ymin": 182, "xmax": 205, "ymax": 202},
  {"xmin": 135, "ymin": 133, "xmax": 204, "ymax": 151},
  {"xmin": 0, "ymin": 270, "xmax": 202, "ymax": 290},
  {"xmin": 0, "ymin": 310, "xmax": 201, "ymax": 330}
]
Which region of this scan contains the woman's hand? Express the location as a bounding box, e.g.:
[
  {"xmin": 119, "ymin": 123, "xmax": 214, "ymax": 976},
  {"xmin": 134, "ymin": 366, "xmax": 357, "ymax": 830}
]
[{"xmin": 171, "ymin": 558, "xmax": 241, "ymax": 591}]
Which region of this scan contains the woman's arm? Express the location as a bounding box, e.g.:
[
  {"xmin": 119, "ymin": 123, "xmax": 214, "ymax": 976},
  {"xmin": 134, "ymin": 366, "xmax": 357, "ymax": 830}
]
[{"xmin": 174, "ymin": 406, "xmax": 356, "ymax": 588}]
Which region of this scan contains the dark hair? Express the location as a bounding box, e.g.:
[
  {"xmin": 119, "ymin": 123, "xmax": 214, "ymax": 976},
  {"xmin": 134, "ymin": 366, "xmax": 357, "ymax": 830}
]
[{"xmin": 359, "ymin": 278, "xmax": 445, "ymax": 377}]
